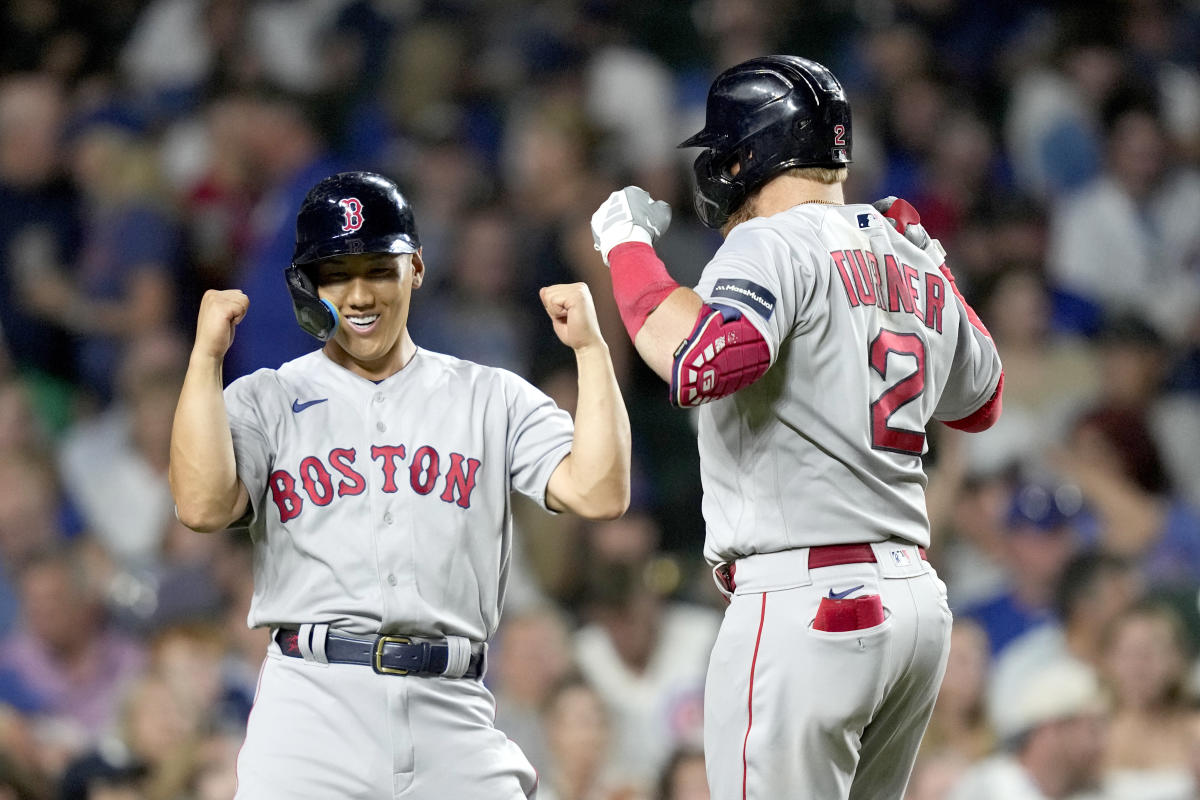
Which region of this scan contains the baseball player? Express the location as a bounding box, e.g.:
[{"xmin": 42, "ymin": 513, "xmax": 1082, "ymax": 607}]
[
  {"xmin": 590, "ymin": 56, "xmax": 1004, "ymax": 799},
  {"xmin": 169, "ymin": 171, "xmax": 630, "ymax": 799}
]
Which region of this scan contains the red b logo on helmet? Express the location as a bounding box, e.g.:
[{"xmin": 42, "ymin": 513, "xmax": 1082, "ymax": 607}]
[{"xmin": 338, "ymin": 198, "xmax": 364, "ymax": 232}]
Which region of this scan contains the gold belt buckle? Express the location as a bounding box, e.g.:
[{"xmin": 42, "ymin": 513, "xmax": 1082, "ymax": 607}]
[{"xmin": 373, "ymin": 635, "xmax": 412, "ymax": 675}]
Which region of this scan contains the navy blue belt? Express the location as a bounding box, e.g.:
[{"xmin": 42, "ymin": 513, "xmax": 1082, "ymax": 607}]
[{"xmin": 274, "ymin": 628, "xmax": 485, "ymax": 679}]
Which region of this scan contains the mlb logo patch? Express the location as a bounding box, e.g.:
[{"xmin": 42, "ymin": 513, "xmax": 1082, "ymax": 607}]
[
  {"xmin": 889, "ymin": 549, "xmax": 913, "ymax": 567},
  {"xmin": 857, "ymin": 213, "xmax": 873, "ymax": 229}
]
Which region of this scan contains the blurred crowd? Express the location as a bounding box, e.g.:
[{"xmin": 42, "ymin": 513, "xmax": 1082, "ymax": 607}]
[{"xmin": 0, "ymin": 0, "xmax": 1197, "ymax": 798}]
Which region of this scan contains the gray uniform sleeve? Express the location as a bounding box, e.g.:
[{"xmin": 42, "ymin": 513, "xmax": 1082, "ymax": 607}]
[
  {"xmin": 503, "ymin": 372, "xmax": 575, "ymax": 511},
  {"xmin": 693, "ymin": 220, "xmax": 815, "ymax": 363},
  {"xmin": 932, "ymin": 297, "xmax": 1003, "ymax": 422},
  {"xmin": 224, "ymin": 372, "xmax": 274, "ymax": 527}
]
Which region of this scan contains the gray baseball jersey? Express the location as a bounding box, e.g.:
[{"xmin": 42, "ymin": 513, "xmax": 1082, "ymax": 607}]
[
  {"xmin": 693, "ymin": 203, "xmax": 1001, "ymax": 562},
  {"xmin": 223, "ymin": 347, "xmax": 574, "ymax": 641}
]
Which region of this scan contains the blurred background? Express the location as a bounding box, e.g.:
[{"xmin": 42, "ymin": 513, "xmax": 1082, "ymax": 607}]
[{"xmin": 0, "ymin": 0, "xmax": 1197, "ymax": 798}]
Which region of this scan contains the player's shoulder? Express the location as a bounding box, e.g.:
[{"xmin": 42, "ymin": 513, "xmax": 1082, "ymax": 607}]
[
  {"xmin": 227, "ymin": 351, "xmax": 321, "ymax": 396},
  {"xmin": 415, "ymin": 347, "xmax": 497, "ymax": 379},
  {"xmin": 719, "ymin": 215, "xmax": 804, "ymax": 265},
  {"xmin": 413, "ymin": 348, "xmax": 532, "ymax": 392}
]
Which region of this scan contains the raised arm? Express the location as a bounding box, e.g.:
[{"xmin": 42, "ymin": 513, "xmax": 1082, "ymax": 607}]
[
  {"xmin": 591, "ymin": 187, "xmax": 771, "ymax": 407},
  {"xmin": 541, "ymin": 282, "xmax": 631, "ymax": 520},
  {"xmin": 169, "ymin": 289, "xmax": 251, "ymax": 532}
]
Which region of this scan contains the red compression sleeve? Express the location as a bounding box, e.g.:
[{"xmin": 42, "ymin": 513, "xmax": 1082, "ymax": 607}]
[
  {"xmin": 609, "ymin": 242, "xmax": 680, "ymax": 340},
  {"xmin": 943, "ymin": 372, "xmax": 1005, "ymax": 432}
]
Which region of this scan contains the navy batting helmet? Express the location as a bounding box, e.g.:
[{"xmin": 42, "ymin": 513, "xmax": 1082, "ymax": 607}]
[
  {"xmin": 286, "ymin": 171, "xmax": 420, "ymax": 341},
  {"xmin": 679, "ymin": 55, "xmax": 852, "ymax": 229}
]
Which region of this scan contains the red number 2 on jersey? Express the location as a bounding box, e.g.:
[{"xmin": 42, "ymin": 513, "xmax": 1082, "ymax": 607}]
[{"xmin": 869, "ymin": 330, "xmax": 926, "ymax": 455}]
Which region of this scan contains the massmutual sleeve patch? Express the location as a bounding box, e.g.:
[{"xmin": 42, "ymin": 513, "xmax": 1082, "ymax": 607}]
[{"xmin": 709, "ymin": 278, "xmax": 777, "ymax": 321}]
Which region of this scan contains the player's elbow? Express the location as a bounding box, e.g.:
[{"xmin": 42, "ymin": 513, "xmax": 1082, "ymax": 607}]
[
  {"xmin": 943, "ymin": 373, "xmax": 1004, "ymax": 433},
  {"xmin": 174, "ymin": 502, "xmax": 231, "ymax": 533},
  {"xmin": 572, "ymin": 473, "xmax": 630, "ymax": 519},
  {"xmin": 172, "ymin": 487, "xmax": 246, "ymax": 532},
  {"xmin": 582, "ymin": 491, "xmax": 631, "ymax": 521},
  {"xmin": 569, "ymin": 476, "xmax": 631, "ymax": 521}
]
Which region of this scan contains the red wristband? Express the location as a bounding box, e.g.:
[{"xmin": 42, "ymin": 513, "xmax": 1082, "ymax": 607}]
[{"xmin": 609, "ymin": 242, "xmax": 680, "ymax": 340}]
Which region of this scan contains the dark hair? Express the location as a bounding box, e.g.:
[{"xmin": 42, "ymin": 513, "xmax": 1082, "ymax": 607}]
[
  {"xmin": 540, "ymin": 671, "xmax": 600, "ymax": 717},
  {"xmin": 1096, "ymin": 312, "xmax": 1165, "ymax": 351},
  {"xmin": 1054, "ymin": 551, "xmax": 1133, "ymax": 621},
  {"xmin": 655, "ymin": 744, "xmax": 705, "ymax": 800},
  {"xmin": 1072, "ymin": 406, "xmax": 1170, "ymax": 494},
  {"xmin": 1100, "ymin": 82, "xmax": 1163, "ymax": 137}
]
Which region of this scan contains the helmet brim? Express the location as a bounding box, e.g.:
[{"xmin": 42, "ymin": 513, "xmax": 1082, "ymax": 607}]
[
  {"xmin": 292, "ymin": 232, "xmax": 419, "ymax": 266},
  {"xmin": 678, "ymin": 129, "xmax": 719, "ymax": 149}
]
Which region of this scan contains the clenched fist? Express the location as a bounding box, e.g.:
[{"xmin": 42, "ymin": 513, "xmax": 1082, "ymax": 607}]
[
  {"xmin": 193, "ymin": 289, "xmax": 249, "ymax": 361},
  {"xmin": 590, "ymin": 186, "xmax": 672, "ymax": 266},
  {"xmin": 540, "ymin": 282, "xmax": 604, "ymax": 352}
]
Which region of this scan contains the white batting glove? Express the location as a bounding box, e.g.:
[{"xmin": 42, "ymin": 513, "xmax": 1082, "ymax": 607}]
[
  {"xmin": 591, "ymin": 186, "xmax": 672, "ymax": 267},
  {"xmin": 873, "ymin": 196, "xmax": 947, "ymax": 264}
]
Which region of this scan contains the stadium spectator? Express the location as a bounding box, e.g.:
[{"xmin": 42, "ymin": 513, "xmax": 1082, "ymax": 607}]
[
  {"xmin": 1100, "ymin": 603, "xmax": 1198, "ymax": 800},
  {"xmin": 22, "ymin": 108, "xmax": 180, "ymax": 404},
  {"xmin": 573, "ymin": 549, "xmax": 717, "ymax": 786},
  {"xmin": 963, "ymin": 266, "xmax": 1099, "ymax": 476},
  {"xmin": 987, "ymin": 552, "xmax": 1143, "ymax": 747},
  {"xmin": 0, "ymin": 75, "xmax": 78, "ymax": 387},
  {"xmin": 0, "ymin": 546, "xmax": 145, "ymax": 768},
  {"xmin": 223, "ymin": 90, "xmax": 343, "ymax": 379},
  {"xmin": 538, "ymin": 674, "xmax": 638, "ymax": 800},
  {"xmin": 961, "ymin": 481, "xmax": 1086, "ymax": 655},
  {"xmin": 58, "ymin": 333, "xmax": 187, "ymax": 571},
  {"xmin": 0, "ymin": 456, "xmax": 77, "ymax": 637},
  {"xmin": 1047, "ymin": 89, "xmax": 1200, "ymax": 344},
  {"xmin": 947, "ymin": 659, "xmax": 1108, "ymax": 800},
  {"xmin": 654, "ymin": 746, "xmax": 708, "ymax": 800},
  {"xmin": 408, "ymin": 204, "xmax": 532, "ymax": 375},
  {"xmin": 1004, "ymin": 13, "xmax": 1123, "ymax": 201},
  {"xmin": 491, "ymin": 604, "xmax": 576, "ymax": 775},
  {"xmin": 1091, "ymin": 313, "xmax": 1200, "ymax": 509},
  {"xmin": 920, "ymin": 619, "xmax": 994, "ymax": 762},
  {"xmin": 1055, "ymin": 405, "xmax": 1200, "ymax": 591}
]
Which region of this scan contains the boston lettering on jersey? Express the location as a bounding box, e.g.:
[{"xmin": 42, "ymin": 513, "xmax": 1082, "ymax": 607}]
[
  {"xmin": 268, "ymin": 444, "xmax": 482, "ymax": 522},
  {"xmin": 831, "ymin": 249, "xmax": 946, "ymax": 333}
]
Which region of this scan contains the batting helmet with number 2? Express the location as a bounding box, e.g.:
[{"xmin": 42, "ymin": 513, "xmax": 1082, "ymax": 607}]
[
  {"xmin": 679, "ymin": 55, "xmax": 852, "ymax": 229},
  {"xmin": 287, "ymin": 171, "xmax": 421, "ymax": 341}
]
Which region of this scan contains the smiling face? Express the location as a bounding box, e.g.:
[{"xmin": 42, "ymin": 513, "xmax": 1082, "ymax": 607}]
[{"xmin": 315, "ymin": 251, "xmax": 423, "ymax": 380}]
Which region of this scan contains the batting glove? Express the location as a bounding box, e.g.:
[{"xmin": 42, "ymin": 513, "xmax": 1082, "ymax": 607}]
[
  {"xmin": 591, "ymin": 186, "xmax": 672, "ymax": 267},
  {"xmin": 873, "ymin": 196, "xmax": 946, "ymax": 264}
]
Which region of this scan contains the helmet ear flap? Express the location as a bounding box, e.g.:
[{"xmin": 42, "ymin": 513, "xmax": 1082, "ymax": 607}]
[
  {"xmin": 286, "ymin": 265, "xmax": 339, "ymax": 341},
  {"xmin": 691, "ymin": 149, "xmax": 747, "ymax": 228}
]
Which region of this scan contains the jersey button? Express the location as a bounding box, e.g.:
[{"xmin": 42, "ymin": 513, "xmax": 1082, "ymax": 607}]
[
  {"xmin": 373, "ymin": 393, "xmax": 384, "ymax": 403},
  {"xmin": 387, "ymin": 574, "xmax": 398, "ymax": 586},
  {"xmin": 376, "ymin": 421, "xmax": 386, "ymax": 432},
  {"xmin": 383, "ymin": 512, "xmax": 393, "ymax": 525}
]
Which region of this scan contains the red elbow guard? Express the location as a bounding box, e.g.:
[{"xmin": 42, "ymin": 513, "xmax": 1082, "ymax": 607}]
[{"xmin": 670, "ymin": 305, "xmax": 771, "ymax": 407}]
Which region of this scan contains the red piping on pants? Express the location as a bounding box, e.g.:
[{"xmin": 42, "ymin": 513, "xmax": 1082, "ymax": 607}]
[{"xmin": 743, "ymin": 593, "xmax": 768, "ymax": 800}]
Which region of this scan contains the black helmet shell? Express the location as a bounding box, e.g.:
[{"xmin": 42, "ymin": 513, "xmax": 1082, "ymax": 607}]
[
  {"xmin": 292, "ymin": 171, "xmax": 419, "ymax": 266},
  {"xmin": 286, "ymin": 171, "xmax": 421, "ymax": 342},
  {"xmin": 679, "ymin": 55, "xmax": 852, "ymax": 228}
]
